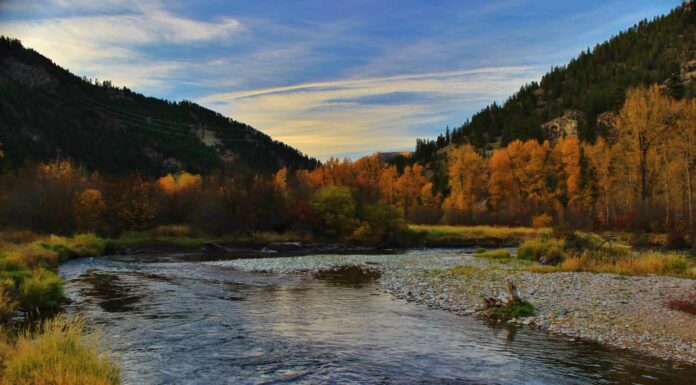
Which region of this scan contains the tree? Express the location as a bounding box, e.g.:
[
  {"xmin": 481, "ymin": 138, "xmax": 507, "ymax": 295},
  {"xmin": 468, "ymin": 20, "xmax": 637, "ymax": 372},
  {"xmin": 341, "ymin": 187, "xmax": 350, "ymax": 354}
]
[
  {"xmin": 614, "ymin": 85, "xmax": 671, "ymax": 204},
  {"xmin": 74, "ymin": 188, "xmax": 108, "ymax": 234},
  {"xmin": 443, "ymin": 145, "xmax": 486, "ymax": 223},
  {"xmin": 311, "ymin": 186, "xmax": 359, "ymax": 239}
]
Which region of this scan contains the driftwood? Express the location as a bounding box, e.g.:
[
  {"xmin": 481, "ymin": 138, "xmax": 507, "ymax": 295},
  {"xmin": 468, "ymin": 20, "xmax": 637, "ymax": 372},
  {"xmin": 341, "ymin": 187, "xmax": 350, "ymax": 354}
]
[{"xmin": 484, "ymin": 280, "xmax": 521, "ymax": 308}]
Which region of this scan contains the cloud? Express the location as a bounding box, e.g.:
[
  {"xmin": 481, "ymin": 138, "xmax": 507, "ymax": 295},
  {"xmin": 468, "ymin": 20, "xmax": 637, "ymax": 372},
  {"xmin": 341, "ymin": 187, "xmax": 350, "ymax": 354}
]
[
  {"xmin": 0, "ymin": 0, "xmax": 242, "ymax": 91},
  {"xmin": 198, "ymin": 66, "xmax": 542, "ymax": 159}
]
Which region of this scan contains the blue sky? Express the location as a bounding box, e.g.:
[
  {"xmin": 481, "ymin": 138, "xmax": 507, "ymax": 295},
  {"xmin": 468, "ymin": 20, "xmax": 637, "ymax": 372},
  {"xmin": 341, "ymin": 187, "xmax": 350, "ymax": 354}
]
[{"xmin": 0, "ymin": 0, "xmax": 681, "ymax": 159}]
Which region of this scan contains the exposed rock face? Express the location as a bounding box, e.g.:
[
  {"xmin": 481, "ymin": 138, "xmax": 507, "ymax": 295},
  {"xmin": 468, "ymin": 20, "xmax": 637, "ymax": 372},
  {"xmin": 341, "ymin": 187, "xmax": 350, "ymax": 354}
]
[
  {"xmin": 682, "ymin": 60, "xmax": 696, "ymax": 82},
  {"xmin": 596, "ymin": 111, "xmax": 618, "ymax": 132},
  {"xmin": 541, "ymin": 110, "xmax": 585, "ymax": 142}
]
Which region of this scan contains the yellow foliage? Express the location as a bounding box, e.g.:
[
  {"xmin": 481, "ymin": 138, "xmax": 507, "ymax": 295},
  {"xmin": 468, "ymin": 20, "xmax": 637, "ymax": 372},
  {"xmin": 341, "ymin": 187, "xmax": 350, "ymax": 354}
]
[
  {"xmin": 531, "ymin": 214, "xmax": 553, "ymax": 228},
  {"xmin": 158, "ymin": 172, "xmax": 202, "ymax": 194},
  {"xmin": 74, "ymin": 189, "xmax": 108, "ymax": 233}
]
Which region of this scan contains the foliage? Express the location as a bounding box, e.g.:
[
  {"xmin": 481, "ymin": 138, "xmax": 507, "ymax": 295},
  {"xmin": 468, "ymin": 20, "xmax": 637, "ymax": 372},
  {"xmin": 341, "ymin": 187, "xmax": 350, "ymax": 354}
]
[
  {"xmin": 311, "ymin": 186, "xmax": 359, "ymax": 239},
  {"xmin": 0, "ymin": 315, "xmax": 120, "ymax": 385},
  {"xmin": 531, "ymin": 214, "xmax": 553, "ymax": 229}
]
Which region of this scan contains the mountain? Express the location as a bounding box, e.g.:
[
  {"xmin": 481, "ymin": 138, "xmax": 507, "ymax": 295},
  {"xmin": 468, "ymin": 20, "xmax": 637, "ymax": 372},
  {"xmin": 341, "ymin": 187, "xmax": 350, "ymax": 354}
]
[
  {"xmin": 0, "ymin": 37, "xmax": 318, "ymax": 175},
  {"xmin": 413, "ymin": 3, "xmax": 696, "ymax": 164}
]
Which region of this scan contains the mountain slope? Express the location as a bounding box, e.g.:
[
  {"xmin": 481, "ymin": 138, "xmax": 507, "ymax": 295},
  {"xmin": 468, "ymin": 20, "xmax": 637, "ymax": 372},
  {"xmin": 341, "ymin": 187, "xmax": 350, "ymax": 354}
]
[
  {"xmin": 414, "ymin": 3, "xmax": 696, "ymax": 163},
  {"xmin": 0, "ymin": 37, "xmax": 318, "ymax": 175}
]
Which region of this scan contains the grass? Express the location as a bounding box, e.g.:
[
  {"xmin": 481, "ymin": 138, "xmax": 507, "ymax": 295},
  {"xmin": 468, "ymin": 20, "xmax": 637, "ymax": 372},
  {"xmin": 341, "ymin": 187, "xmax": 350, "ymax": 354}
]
[
  {"xmin": 411, "ymin": 225, "xmax": 550, "ymax": 246},
  {"xmin": 474, "ymin": 248, "xmax": 512, "ymax": 259},
  {"xmin": 517, "ymin": 237, "xmax": 565, "ymax": 264},
  {"xmin": 0, "ymin": 232, "xmax": 106, "ymax": 315},
  {"xmin": 558, "ymin": 251, "xmax": 695, "ymax": 278},
  {"xmin": 0, "ymin": 315, "xmax": 120, "ymax": 385}
]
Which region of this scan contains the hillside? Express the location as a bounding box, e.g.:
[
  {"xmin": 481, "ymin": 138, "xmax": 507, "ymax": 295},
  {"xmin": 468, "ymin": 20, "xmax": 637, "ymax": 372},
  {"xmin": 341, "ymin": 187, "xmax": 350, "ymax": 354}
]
[
  {"xmin": 413, "ymin": 3, "xmax": 696, "ymax": 164},
  {"xmin": 0, "ymin": 37, "xmax": 318, "ymax": 175}
]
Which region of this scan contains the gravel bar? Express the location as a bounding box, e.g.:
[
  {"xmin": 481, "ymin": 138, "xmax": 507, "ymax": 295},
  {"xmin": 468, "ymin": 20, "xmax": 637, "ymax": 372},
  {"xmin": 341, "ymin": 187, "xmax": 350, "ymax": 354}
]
[{"xmin": 206, "ymin": 248, "xmax": 696, "ymax": 365}]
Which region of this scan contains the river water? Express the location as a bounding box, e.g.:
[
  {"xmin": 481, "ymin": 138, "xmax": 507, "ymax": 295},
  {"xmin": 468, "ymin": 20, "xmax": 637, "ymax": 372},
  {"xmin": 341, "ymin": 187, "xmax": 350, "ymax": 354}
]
[{"xmin": 59, "ymin": 251, "xmax": 696, "ymax": 385}]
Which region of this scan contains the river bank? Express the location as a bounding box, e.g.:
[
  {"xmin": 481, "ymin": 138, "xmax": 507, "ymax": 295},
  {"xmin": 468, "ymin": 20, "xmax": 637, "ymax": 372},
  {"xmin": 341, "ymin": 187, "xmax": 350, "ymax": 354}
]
[{"xmin": 208, "ymin": 250, "xmax": 696, "ymax": 365}]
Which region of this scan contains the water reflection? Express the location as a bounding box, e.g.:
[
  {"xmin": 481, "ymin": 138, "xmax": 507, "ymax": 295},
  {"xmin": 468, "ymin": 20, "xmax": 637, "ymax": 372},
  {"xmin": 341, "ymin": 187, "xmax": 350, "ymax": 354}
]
[{"xmin": 60, "ymin": 253, "xmax": 696, "ymax": 385}]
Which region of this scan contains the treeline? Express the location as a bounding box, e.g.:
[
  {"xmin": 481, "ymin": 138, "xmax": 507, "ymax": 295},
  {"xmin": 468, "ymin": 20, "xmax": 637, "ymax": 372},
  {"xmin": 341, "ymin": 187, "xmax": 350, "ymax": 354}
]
[
  {"xmin": 414, "ymin": 4, "xmax": 696, "ymax": 163},
  {"xmin": 0, "ymin": 159, "xmax": 419, "ymax": 245}
]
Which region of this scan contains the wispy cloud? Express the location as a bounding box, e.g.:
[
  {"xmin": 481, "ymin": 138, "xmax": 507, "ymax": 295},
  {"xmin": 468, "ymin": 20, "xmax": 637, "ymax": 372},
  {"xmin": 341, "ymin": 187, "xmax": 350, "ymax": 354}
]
[
  {"xmin": 198, "ymin": 66, "xmax": 541, "ymax": 159},
  {"xmin": 0, "ymin": 0, "xmax": 243, "ymax": 91}
]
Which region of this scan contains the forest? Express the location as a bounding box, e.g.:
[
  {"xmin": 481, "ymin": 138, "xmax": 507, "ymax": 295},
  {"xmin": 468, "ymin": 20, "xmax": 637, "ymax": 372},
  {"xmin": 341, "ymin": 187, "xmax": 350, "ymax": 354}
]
[{"xmin": 1, "ymin": 84, "xmax": 694, "ymax": 244}]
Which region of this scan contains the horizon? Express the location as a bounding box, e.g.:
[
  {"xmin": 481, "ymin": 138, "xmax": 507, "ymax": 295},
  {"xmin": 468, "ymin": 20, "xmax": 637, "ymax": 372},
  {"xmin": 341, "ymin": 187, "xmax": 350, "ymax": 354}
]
[{"xmin": 0, "ymin": 0, "xmax": 681, "ymax": 160}]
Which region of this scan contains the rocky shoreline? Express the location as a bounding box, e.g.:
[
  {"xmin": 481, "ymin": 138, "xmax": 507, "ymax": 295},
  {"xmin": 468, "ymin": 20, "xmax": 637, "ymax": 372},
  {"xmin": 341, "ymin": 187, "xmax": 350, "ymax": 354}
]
[{"xmin": 207, "ymin": 249, "xmax": 696, "ymax": 365}]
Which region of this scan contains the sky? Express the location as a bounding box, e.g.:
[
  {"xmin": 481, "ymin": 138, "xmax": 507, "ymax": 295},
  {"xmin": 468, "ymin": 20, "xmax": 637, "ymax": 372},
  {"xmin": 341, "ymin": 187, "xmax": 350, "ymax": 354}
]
[{"xmin": 0, "ymin": 0, "xmax": 682, "ymax": 160}]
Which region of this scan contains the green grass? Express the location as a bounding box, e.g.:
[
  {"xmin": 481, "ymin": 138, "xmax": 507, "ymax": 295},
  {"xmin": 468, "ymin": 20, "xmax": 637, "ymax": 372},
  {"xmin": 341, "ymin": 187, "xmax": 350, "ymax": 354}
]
[{"xmin": 474, "ymin": 248, "xmax": 512, "ymax": 259}]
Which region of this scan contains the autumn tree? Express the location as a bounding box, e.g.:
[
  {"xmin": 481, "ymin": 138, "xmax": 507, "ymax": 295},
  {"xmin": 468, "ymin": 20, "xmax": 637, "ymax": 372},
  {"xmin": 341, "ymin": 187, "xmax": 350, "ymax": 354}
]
[
  {"xmin": 615, "ymin": 85, "xmax": 671, "ymax": 204},
  {"xmin": 443, "ymin": 145, "xmax": 486, "ymax": 224},
  {"xmin": 74, "ymin": 188, "xmax": 109, "ymax": 234}
]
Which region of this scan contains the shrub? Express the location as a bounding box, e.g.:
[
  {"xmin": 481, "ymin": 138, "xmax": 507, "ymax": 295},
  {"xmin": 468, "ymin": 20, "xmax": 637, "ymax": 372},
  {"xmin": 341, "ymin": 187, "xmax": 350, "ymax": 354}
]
[
  {"xmin": 19, "ymin": 268, "xmax": 63, "ymax": 312},
  {"xmin": 531, "ymin": 214, "xmax": 553, "ymax": 229},
  {"xmin": 474, "ymin": 249, "xmax": 511, "ymax": 259},
  {"xmin": 666, "ymin": 292, "xmax": 696, "ymax": 316},
  {"xmin": 490, "ymin": 300, "xmax": 535, "ymax": 319},
  {"xmin": 664, "ymin": 231, "xmax": 691, "ymax": 249},
  {"xmin": 1, "ymin": 315, "xmax": 120, "ymax": 385},
  {"xmin": 517, "ymin": 238, "xmax": 565, "ymax": 265}
]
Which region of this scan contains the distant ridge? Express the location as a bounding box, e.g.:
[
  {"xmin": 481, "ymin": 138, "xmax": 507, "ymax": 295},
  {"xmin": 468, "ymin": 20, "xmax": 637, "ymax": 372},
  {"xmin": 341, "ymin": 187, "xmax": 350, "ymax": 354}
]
[
  {"xmin": 0, "ymin": 37, "xmax": 318, "ymax": 175},
  {"xmin": 414, "ymin": 3, "xmax": 696, "ymax": 163}
]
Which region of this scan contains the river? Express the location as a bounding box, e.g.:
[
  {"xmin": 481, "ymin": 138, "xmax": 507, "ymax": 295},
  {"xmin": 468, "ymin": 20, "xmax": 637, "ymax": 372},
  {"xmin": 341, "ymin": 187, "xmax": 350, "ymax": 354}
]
[{"xmin": 59, "ymin": 250, "xmax": 696, "ymax": 385}]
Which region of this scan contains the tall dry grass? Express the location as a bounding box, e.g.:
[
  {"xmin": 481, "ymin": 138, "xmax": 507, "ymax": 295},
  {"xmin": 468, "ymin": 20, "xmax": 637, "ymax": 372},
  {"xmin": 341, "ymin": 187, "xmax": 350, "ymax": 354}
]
[{"xmin": 0, "ymin": 315, "xmax": 120, "ymax": 385}]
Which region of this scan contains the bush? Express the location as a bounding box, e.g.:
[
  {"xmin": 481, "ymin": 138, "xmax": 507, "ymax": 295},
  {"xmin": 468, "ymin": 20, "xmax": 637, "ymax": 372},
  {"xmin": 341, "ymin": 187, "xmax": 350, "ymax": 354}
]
[
  {"xmin": 665, "ymin": 231, "xmax": 691, "ymax": 249},
  {"xmin": 666, "ymin": 292, "xmax": 696, "ymax": 316},
  {"xmin": 531, "ymin": 214, "xmax": 553, "ymax": 229},
  {"xmin": 19, "ymin": 268, "xmax": 63, "ymax": 312},
  {"xmin": 517, "ymin": 238, "xmax": 565, "ymax": 265},
  {"xmin": 352, "ymin": 202, "xmax": 419, "ymax": 246},
  {"xmin": 490, "ymin": 300, "xmax": 535, "ymax": 319},
  {"xmin": 1, "ymin": 315, "xmax": 120, "ymax": 385}
]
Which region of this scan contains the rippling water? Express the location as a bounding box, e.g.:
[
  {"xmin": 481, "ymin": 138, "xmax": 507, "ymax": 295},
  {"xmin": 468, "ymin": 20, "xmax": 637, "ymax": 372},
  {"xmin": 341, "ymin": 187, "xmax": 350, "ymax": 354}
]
[{"xmin": 60, "ymin": 251, "xmax": 696, "ymax": 385}]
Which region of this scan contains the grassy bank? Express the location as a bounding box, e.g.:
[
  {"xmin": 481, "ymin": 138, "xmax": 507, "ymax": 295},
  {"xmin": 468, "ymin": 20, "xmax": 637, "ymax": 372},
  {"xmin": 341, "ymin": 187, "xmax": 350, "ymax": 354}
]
[
  {"xmin": 0, "ymin": 233, "xmax": 118, "ymax": 384},
  {"xmin": 411, "ymin": 225, "xmax": 551, "ymax": 247},
  {"xmin": 0, "ymin": 315, "xmax": 120, "ymax": 385}
]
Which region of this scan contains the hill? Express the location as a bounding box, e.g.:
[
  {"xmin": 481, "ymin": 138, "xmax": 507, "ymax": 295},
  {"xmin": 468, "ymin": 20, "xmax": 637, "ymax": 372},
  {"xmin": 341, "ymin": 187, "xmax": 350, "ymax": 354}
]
[
  {"xmin": 413, "ymin": 3, "xmax": 696, "ymax": 164},
  {"xmin": 0, "ymin": 37, "xmax": 318, "ymax": 175}
]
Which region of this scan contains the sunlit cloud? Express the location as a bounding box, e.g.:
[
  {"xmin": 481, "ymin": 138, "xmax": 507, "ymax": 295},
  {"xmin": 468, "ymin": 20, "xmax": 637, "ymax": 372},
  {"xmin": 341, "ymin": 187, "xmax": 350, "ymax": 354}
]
[
  {"xmin": 198, "ymin": 66, "xmax": 541, "ymax": 159},
  {"xmin": 0, "ymin": 0, "xmax": 242, "ymax": 91}
]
